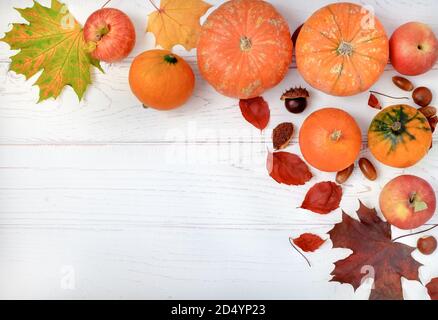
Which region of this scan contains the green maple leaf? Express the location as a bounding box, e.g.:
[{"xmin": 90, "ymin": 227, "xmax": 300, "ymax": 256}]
[{"xmin": 1, "ymin": 0, "xmax": 102, "ymax": 102}]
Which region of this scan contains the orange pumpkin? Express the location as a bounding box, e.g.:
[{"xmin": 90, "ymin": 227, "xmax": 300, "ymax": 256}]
[
  {"xmin": 299, "ymin": 108, "xmax": 362, "ymax": 172},
  {"xmin": 129, "ymin": 50, "xmax": 195, "ymax": 110},
  {"xmin": 197, "ymin": 0, "xmax": 293, "ymax": 99},
  {"xmin": 368, "ymin": 105, "xmax": 432, "ymax": 168},
  {"xmin": 296, "ymin": 3, "xmax": 389, "ymax": 96}
]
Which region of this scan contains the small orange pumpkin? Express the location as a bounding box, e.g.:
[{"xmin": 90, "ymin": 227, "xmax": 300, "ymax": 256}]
[
  {"xmin": 368, "ymin": 105, "xmax": 432, "ymax": 168},
  {"xmin": 129, "ymin": 50, "xmax": 195, "ymax": 110},
  {"xmin": 197, "ymin": 0, "xmax": 293, "ymax": 99},
  {"xmin": 299, "ymin": 108, "xmax": 362, "ymax": 172},
  {"xmin": 296, "ymin": 2, "xmax": 389, "ymax": 96}
]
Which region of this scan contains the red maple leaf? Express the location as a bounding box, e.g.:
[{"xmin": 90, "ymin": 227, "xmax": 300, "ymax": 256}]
[
  {"xmin": 239, "ymin": 97, "xmax": 270, "ymax": 130},
  {"xmin": 300, "ymin": 181, "xmax": 342, "ymax": 214},
  {"xmin": 267, "ymin": 151, "xmax": 312, "ymax": 186},
  {"xmin": 328, "ymin": 201, "xmax": 422, "ymax": 300},
  {"xmin": 426, "ymin": 278, "xmax": 438, "ymax": 300}
]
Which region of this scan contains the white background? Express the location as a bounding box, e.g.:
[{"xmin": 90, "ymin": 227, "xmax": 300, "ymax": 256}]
[{"xmin": 0, "ymin": 0, "xmax": 437, "ymax": 299}]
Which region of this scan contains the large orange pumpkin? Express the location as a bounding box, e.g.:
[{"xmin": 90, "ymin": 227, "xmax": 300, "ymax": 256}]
[
  {"xmin": 129, "ymin": 50, "xmax": 195, "ymax": 110},
  {"xmin": 296, "ymin": 3, "xmax": 389, "ymax": 96},
  {"xmin": 299, "ymin": 108, "xmax": 362, "ymax": 172},
  {"xmin": 197, "ymin": 0, "xmax": 293, "ymax": 99},
  {"xmin": 368, "ymin": 105, "xmax": 432, "ymax": 168}
]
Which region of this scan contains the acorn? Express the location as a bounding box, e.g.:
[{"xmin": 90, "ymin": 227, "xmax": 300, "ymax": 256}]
[{"xmin": 281, "ymin": 87, "xmax": 309, "ymax": 114}]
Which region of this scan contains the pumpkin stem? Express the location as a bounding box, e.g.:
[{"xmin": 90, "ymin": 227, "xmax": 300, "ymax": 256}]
[
  {"xmin": 330, "ymin": 130, "xmax": 342, "ymax": 142},
  {"xmin": 391, "ymin": 121, "xmax": 402, "ymax": 132},
  {"xmin": 240, "ymin": 36, "xmax": 252, "ymax": 52},
  {"xmin": 164, "ymin": 54, "xmax": 178, "ymax": 64},
  {"xmin": 337, "ymin": 41, "xmax": 353, "ymax": 56}
]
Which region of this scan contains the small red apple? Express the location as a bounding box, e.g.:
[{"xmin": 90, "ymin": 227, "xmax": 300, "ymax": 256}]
[
  {"xmin": 390, "ymin": 22, "xmax": 438, "ymax": 76},
  {"xmin": 84, "ymin": 8, "xmax": 136, "ymax": 63},
  {"xmin": 379, "ymin": 175, "xmax": 436, "ymax": 230}
]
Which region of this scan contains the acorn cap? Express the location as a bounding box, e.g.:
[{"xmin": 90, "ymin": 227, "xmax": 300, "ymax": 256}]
[{"xmin": 281, "ymin": 87, "xmax": 309, "ymax": 101}]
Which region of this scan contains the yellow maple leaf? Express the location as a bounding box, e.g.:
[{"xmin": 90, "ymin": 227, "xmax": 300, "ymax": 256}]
[{"xmin": 147, "ymin": 0, "xmax": 212, "ymax": 51}]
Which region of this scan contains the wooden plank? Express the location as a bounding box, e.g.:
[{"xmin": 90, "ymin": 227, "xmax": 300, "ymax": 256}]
[
  {"xmin": 0, "ymin": 144, "xmax": 436, "ymax": 299},
  {"xmin": 0, "ymin": 60, "xmax": 437, "ymax": 144},
  {"xmin": 0, "ymin": 144, "xmax": 436, "ymax": 229},
  {"xmin": 0, "ymin": 1, "xmax": 437, "ymax": 144}
]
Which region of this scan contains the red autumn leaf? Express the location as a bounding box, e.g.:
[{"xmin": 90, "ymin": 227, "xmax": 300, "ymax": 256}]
[
  {"xmin": 267, "ymin": 151, "xmax": 312, "ymax": 186},
  {"xmin": 368, "ymin": 93, "xmax": 381, "ymax": 109},
  {"xmin": 426, "ymin": 278, "xmax": 438, "ymax": 300},
  {"xmin": 239, "ymin": 96, "xmax": 270, "ymax": 130},
  {"xmin": 328, "ymin": 201, "xmax": 422, "ymax": 300},
  {"xmin": 301, "ymin": 181, "xmax": 342, "ymax": 214},
  {"xmin": 293, "ymin": 233, "xmax": 325, "ymax": 252}
]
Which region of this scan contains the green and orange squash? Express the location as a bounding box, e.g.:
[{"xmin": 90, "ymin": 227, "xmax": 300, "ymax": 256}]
[{"xmin": 368, "ymin": 105, "xmax": 432, "ymax": 168}]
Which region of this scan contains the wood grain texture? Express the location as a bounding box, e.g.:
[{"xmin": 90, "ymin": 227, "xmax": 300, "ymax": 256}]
[{"xmin": 0, "ymin": 0, "xmax": 437, "ymax": 299}]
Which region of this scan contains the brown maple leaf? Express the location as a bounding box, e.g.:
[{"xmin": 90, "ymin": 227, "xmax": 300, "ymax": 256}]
[
  {"xmin": 328, "ymin": 201, "xmax": 422, "ymax": 300},
  {"xmin": 426, "ymin": 278, "xmax": 438, "ymax": 300}
]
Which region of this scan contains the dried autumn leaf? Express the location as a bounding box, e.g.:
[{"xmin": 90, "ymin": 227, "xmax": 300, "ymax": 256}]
[
  {"xmin": 267, "ymin": 152, "xmax": 312, "ymax": 186},
  {"xmin": 239, "ymin": 97, "xmax": 270, "ymax": 130},
  {"xmin": 426, "ymin": 278, "xmax": 438, "ymax": 300},
  {"xmin": 293, "ymin": 233, "xmax": 325, "ymax": 252},
  {"xmin": 0, "ymin": 0, "xmax": 102, "ymax": 102},
  {"xmin": 301, "ymin": 181, "xmax": 342, "ymax": 214},
  {"xmin": 368, "ymin": 93, "xmax": 381, "ymax": 109},
  {"xmin": 147, "ymin": 0, "xmax": 212, "ymax": 50},
  {"xmin": 328, "ymin": 201, "xmax": 422, "ymax": 300}
]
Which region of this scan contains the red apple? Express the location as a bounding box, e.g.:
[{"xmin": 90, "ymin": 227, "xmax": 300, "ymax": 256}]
[
  {"xmin": 379, "ymin": 175, "xmax": 436, "ymax": 230},
  {"xmin": 390, "ymin": 22, "xmax": 438, "ymax": 76},
  {"xmin": 84, "ymin": 8, "xmax": 136, "ymax": 63}
]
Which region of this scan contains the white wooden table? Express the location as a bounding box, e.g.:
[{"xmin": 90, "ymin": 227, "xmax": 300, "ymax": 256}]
[{"xmin": 0, "ymin": 0, "xmax": 437, "ymax": 300}]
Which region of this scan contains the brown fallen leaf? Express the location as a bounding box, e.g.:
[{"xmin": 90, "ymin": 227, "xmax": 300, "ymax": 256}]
[
  {"xmin": 293, "ymin": 233, "xmax": 325, "ymax": 252},
  {"xmin": 267, "ymin": 152, "xmax": 312, "ymax": 186},
  {"xmin": 239, "ymin": 97, "xmax": 270, "ymax": 130},
  {"xmin": 147, "ymin": 0, "xmax": 212, "ymax": 50},
  {"xmin": 328, "ymin": 201, "xmax": 422, "ymax": 300},
  {"xmin": 301, "ymin": 181, "xmax": 342, "ymax": 214},
  {"xmin": 426, "ymin": 278, "xmax": 438, "ymax": 300}
]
